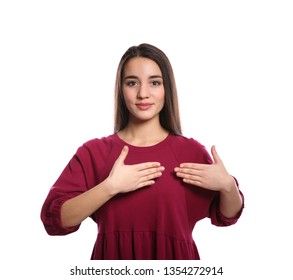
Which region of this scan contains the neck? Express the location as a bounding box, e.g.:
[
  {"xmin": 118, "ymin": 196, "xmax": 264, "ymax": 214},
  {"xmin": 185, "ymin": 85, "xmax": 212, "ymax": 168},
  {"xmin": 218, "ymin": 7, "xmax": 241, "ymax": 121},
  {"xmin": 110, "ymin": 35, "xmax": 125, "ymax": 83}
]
[{"xmin": 118, "ymin": 120, "xmax": 169, "ymax": 147}]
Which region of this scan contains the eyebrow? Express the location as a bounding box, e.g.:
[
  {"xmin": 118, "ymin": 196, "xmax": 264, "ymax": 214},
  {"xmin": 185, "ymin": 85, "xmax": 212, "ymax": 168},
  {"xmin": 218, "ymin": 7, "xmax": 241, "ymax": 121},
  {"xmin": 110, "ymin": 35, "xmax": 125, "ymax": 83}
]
[{"xmin": 123, "ymin": 75, "xmax": 163, "ymax": 80}]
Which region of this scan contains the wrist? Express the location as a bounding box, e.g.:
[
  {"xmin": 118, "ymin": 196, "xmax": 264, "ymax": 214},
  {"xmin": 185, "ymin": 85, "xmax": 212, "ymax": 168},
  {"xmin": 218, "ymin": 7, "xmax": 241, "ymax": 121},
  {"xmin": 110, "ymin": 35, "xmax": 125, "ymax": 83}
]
[
  {"xmin": 220, "ymin": 175, "xmax": 237, "ymax": 194},
  {"xmin": 101, "ymin": 177, "xmax": 118, "ymax": 197}
]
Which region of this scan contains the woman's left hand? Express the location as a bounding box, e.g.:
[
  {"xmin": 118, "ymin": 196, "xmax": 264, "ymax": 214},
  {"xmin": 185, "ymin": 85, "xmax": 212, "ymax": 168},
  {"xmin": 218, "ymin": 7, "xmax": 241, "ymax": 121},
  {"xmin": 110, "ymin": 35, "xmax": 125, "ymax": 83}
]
[{"xmin": 174, "ymin": 146, "xmax": 235, "ymax": 192}]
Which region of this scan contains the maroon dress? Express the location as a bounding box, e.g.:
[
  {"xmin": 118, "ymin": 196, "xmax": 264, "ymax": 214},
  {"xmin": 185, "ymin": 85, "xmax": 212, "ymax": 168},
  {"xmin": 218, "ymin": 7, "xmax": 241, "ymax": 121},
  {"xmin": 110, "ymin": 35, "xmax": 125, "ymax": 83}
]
[{"xmin": 41, "ymin": 133, "xmax": 244, "ymax": 259}]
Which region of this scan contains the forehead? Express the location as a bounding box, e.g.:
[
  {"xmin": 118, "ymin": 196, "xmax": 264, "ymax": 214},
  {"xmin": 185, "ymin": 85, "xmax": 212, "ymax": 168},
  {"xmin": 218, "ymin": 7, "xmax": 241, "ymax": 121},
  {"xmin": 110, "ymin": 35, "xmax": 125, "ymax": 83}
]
[{"xmin": 123, "ymin": 57, "xmax": 162, "ymax": 76}]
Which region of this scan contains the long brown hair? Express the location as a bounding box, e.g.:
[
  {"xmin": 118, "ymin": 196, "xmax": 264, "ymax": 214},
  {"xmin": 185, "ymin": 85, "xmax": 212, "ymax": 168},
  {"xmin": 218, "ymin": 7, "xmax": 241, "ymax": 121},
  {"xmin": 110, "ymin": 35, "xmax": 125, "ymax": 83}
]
[{"xmin": 114, "ymin": 43, "xmax": 182, "ymax": 135}]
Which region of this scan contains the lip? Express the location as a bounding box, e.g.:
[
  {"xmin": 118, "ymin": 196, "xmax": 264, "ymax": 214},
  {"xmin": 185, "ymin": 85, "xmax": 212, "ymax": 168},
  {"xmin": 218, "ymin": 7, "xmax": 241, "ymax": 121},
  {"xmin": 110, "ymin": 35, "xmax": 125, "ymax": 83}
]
[{"xmin": 136, "ymin": 103, "xmax": 153, "ymax": 110}]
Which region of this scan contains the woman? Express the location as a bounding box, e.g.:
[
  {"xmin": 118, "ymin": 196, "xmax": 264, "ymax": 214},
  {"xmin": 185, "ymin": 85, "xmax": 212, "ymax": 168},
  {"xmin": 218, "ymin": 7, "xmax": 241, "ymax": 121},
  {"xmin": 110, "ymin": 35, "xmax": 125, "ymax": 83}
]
[{"xmin": 41, "ymin": 43, "xmax": 244, "ymax": 260}]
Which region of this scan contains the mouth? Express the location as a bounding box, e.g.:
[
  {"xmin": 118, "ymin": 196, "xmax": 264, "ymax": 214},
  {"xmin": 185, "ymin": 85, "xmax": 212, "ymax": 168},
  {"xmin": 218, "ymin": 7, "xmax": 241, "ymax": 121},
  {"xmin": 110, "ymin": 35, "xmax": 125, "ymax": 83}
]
[{"xmin": 136, "ymin": 103, "xmax": 153, "ymax": 110}]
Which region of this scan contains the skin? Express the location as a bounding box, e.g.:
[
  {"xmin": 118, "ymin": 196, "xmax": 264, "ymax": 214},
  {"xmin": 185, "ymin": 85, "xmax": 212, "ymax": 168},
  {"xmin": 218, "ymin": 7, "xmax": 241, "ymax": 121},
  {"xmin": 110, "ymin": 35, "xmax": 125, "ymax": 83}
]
[
  {"xmin": 118, "ymin": 57, "xmax": 168, "ymax": 146},
  {"xmin": 61, "ymin": 57, "xmax": 243, "ymax": 228},
  {"xmin": 174, "ymin": 145, "xmax": 243, "ymax": 218},
  {"xmin": 123, "ymin": 57, "xmax": 165, "ymax": 125},
  {"xmin": 61, "ymin": 57, "xmax": 166, "ymax": 227}
]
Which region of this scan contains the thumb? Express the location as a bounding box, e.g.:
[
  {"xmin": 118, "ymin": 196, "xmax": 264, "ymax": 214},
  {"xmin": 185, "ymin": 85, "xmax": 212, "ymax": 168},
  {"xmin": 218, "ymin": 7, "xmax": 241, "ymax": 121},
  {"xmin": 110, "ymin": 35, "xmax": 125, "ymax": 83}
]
[
  {"xmin": 211, "ymin": 145, "xmax": 222, "ymax": 164},
  {"xmin": 116, "ymin": 146, "xmax": 129, "ymax": 165}
]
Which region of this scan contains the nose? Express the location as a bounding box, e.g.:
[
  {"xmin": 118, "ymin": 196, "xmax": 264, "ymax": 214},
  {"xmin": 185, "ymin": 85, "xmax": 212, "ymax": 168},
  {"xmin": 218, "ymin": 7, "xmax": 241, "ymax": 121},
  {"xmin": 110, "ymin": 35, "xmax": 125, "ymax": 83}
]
[{"xmin": 137, "ymin": 83, "xmax": 150, "ymax": 99}]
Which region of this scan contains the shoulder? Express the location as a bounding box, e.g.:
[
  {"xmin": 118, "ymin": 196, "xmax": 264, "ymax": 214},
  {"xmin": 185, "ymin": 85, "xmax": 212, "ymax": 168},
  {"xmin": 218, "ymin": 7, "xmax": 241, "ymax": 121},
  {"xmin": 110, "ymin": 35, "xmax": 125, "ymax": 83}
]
[
  {"xmin": 82, "ymin": 134, "xmax": 117, "ymax": 149},
  {"xmin": 75, "ymin": 134, "xmax": 118, "ymax": 161},
  {"xmin": 170, "ymin": 134, "xmax": 212, "ymax": 164},
  {"xmin": 170, "ymin": 134, "xmax": 206, "ymax": 150}
]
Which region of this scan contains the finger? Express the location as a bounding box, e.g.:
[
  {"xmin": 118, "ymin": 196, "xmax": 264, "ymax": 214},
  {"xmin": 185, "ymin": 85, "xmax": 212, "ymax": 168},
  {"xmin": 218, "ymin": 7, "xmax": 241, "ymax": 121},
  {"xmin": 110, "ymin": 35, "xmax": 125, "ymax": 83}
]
[
  {"xmin": 211, "ymin": 145, "xmax": 222, "ymax": 164},
  {"xmin": 175, "ymin": 172, "xmax": 204, "ymax": 186},
  {"xmin": 141, "ymin": 169, "xmax": 164, "ymax": 181},
  {"xmin": 135, "ymin": 167, "xmax": 165, "ymax": 189},
  {"xmin": 141, "ymin": 166, "xmax": 165, "ymax": 176},
  {"xmin": 176, "ymin": 171, "xmax": 202, "ymax": 181},
  {"xmin": 136, "ymin": 180, "xmax": 156, "ymax": 189},
  {"xmin": 182, "ymin": 178, "xmax": 206, "ymax": 187},
  {"xmin": 136, "ymin": 171, "xmax": 163, "ymax": 189},
  {"xmin": 116, "ymin": 146, "xmax": 129, "ymax": 165},
  {"xmin": 182, "ymin": 178, "xmax": 200, "ymax": 185},
  {"xmin": 136, "ymin": 166, "xmax": 164, "ymax": 184},
  {"xmin": 135, "ymin": 161, "xmax": 162, "ymax": 171},
  {"xmin": 177, "ymin": 163, "xmax": 207, "ymax": 170},
  {"xmin": 176, "ymin": 167, "xmax": 203, "ymax": 176}
]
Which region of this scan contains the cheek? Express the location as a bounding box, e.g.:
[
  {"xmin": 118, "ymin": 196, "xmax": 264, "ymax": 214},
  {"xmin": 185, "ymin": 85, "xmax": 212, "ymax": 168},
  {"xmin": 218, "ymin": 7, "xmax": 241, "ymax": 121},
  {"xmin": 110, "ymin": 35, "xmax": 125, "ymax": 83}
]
[
  {"xmin": 122, "ymin": 89, "xmax": 132, "ymax": 103},
  {"xmin": 122, "ymin": 85, "xmax": 137, "ymax": 97},
  {"xmin": 159, "ymin": 90, "xmax": 165, "ymax": 104},
  {"xmin": 122, "ymin": 91, "xmax": 136, "ymax": 112}
]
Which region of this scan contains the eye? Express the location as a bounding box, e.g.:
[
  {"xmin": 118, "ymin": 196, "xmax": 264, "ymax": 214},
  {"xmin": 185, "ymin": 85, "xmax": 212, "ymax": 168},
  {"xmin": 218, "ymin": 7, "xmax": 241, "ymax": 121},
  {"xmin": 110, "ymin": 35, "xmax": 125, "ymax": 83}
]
[
  {"xmin": 126, "ymin": 80, "xmax": 138, "ymax": 87},
  {"xmin": 151, "ymin": 80, "xmax": 161, "ymax": 86}
]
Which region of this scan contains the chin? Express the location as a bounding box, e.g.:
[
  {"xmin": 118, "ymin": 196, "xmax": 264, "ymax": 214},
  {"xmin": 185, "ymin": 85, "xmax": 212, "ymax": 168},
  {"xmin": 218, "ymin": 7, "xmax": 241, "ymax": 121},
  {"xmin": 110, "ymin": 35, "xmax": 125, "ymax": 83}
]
[{"xmin": 131, "ymin": 113, "xmax": 160, "ymax": 123}]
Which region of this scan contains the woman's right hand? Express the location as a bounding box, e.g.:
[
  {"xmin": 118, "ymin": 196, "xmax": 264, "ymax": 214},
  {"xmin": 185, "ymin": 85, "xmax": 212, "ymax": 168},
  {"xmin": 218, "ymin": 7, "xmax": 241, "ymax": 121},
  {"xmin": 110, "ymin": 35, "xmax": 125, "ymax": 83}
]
[{"xmin": 105, "ymin": 146, "xmax": 164, "ymax": 196}]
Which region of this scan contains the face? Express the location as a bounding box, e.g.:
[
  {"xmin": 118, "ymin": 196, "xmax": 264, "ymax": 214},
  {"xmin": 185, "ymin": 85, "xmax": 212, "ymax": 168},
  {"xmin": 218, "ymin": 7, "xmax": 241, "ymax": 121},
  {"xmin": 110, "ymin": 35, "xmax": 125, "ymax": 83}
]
[{"xmin": 122, "ymin": 57, "xmax": 165, "ymax": 124}]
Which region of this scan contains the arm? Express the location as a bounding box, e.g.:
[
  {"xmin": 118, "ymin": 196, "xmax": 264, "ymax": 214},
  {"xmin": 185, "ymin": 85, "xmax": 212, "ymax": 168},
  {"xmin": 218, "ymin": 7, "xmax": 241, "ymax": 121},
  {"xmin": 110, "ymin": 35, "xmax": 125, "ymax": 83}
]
[
  {"xmin": 174, "ymin": 145, "xmax": 243, "ymax": 218},
  {"xmin": 60, "ymin": 179, "xmax": 114, "ymax": 228},
  {"xmin": 218, "ymin": 176, "xmax": 243, "ymax": 218},
  {"xmin": 61, "ymin": 146, "xmax": 164, "ymax": 227}
]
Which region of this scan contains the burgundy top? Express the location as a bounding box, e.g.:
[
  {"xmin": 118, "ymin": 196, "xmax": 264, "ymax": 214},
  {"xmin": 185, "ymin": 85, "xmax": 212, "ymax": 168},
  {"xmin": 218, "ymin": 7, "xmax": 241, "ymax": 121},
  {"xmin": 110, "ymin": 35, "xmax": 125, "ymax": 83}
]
[{"xmin": 41, "ymin": 133, "xmax": 244, "ymax": 260}]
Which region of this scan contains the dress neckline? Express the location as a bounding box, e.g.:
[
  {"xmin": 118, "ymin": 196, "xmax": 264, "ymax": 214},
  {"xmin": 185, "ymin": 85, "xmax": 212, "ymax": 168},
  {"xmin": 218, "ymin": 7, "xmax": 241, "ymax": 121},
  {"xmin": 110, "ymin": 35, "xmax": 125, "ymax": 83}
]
[{"xmin": 113, "ymin": 132, "xmax": 174, "ymax": 153}]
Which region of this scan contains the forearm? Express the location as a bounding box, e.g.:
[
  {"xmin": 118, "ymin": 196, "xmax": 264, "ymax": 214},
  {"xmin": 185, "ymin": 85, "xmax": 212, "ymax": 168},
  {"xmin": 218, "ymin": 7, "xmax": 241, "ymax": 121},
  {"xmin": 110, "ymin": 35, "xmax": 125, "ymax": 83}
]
[
  {"xmin": 219, "ymin": 177, "xmax": 243, "ymax": 218},
  {"xmin": 61, "ymin": 179, "xmax": 114, "ymax": 228}
]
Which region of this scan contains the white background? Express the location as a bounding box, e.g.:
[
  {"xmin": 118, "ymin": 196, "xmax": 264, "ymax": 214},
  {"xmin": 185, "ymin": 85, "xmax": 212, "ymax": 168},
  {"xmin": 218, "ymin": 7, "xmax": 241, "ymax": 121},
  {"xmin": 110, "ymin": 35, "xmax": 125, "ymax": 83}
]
[{"xmin": 1, "ymin": 0, "xmax": 292, "ymax": 279}]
